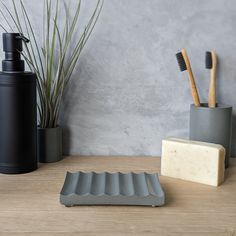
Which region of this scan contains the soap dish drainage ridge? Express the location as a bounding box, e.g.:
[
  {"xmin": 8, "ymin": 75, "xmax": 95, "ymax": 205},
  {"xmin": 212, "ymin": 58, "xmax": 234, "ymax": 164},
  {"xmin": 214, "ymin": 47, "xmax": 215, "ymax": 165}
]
[{"xmin": 60, "ymin": 171, "xmax": 165, "ymax": 207}]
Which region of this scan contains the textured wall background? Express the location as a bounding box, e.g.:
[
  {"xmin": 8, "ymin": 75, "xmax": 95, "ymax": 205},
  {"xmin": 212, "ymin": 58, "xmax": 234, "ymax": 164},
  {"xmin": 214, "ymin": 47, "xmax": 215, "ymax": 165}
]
[{"xmin": 1, "ymin": 0, "xmax": 236, "ymax": 156}]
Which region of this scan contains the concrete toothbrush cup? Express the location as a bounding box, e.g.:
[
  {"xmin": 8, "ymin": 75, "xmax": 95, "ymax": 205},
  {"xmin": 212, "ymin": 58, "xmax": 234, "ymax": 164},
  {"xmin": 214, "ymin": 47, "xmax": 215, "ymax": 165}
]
[{"xmin": 189, "ymin": 103, "xmax": 232, "ymax": 168}]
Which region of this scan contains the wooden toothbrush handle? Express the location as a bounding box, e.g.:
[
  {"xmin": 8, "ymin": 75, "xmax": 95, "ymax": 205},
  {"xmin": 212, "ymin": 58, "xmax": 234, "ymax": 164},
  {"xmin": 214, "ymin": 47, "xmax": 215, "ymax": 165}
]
[
  {"xmin": 181, "ymin": 49, "xmax": 201, "ymax": 107},
  {"xmin": 208, "ymin": 50, "xmax": 217, "ymax": 108}
]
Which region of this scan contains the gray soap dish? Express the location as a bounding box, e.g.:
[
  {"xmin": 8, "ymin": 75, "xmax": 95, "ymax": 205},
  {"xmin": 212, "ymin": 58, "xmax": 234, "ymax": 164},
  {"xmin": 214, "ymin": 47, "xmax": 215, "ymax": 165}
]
[{"xmin": 60, "ymin": 171, "xmax": 165, "ymax": 207}]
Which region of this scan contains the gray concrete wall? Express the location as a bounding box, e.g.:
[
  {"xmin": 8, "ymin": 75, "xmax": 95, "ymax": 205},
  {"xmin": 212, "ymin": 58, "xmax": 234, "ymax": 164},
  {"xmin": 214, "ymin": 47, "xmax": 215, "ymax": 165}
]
[{"xmin": 1, "ymin": 0, "xmax": 236, "ymax": 156}]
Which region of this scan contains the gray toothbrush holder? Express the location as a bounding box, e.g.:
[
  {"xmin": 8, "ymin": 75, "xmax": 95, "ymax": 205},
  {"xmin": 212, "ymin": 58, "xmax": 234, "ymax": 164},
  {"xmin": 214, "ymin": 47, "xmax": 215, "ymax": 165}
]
[{"xmin": 189, "ymin": 103, "xmax": 232, "ymax": 168}]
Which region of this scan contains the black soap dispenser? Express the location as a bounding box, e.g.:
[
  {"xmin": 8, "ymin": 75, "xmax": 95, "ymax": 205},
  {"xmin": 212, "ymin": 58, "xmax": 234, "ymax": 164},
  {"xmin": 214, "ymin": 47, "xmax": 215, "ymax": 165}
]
[{"xmin": 0, "ymin": 33, "xmax": 37, "ymax": 174}]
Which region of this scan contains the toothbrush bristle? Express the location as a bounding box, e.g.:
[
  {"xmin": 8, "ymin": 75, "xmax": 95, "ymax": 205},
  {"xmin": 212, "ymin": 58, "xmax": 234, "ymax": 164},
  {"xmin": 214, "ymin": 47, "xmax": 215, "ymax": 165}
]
[
  {"xmin": 205, "ymin": 51, "xmax": 212, "ymax": 69},
  {"xmin": 176, "ymin": 52, "xmax": 187, "ymax": 71}
]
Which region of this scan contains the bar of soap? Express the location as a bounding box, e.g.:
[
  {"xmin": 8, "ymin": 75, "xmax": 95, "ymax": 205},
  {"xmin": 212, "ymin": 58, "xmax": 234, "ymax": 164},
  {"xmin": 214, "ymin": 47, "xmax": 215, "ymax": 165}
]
[{"xmin": 161, "ymin": 138, "xmax": 225, "ymax": 186}]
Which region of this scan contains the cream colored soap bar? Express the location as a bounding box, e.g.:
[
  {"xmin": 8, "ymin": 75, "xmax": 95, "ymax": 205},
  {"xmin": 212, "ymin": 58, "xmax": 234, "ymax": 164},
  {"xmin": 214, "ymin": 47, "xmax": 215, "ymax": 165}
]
[{"xmin": 161, "ymin": 138, "xmax": 225, "ymax": 186}]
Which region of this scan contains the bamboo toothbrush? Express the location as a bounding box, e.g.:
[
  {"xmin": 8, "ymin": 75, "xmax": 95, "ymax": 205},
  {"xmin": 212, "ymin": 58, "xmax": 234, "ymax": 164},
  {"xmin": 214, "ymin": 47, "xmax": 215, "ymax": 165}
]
[
  {"xmin": 205, "ymin": 50, "xmax": 217, "ymax": 108},
  {"xmin": 176, "ymin": 49, "xmax": 201, "ymax": 107}
]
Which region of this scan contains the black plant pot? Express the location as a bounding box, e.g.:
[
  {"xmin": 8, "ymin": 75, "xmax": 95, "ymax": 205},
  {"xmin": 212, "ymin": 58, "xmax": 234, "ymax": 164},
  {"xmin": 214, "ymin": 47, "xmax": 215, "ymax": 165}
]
[{"xmin": 37, "ymin": 126, "xmax": 63, "ymax": 163}]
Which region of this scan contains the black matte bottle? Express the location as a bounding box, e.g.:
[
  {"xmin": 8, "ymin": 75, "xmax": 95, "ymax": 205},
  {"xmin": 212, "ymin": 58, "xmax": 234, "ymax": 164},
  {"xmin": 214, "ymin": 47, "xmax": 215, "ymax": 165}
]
[{"xmin": 0, "ymin": 33, "xmax": 37, "ymax": 174}]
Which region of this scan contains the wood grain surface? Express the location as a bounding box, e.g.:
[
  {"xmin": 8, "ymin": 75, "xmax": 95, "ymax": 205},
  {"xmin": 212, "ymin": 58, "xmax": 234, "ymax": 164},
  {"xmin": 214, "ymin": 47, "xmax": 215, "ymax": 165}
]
[{"xmin": 0, "ymin": 156, "xmax": 235, "ymax": 236}]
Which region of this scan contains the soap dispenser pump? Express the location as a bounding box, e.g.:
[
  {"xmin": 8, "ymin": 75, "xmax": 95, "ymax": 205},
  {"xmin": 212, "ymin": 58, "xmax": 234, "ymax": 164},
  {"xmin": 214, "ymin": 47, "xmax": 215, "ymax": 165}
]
[{"xmin": 0, "ymin": 33, "xmax": 37, "ymax": 174}]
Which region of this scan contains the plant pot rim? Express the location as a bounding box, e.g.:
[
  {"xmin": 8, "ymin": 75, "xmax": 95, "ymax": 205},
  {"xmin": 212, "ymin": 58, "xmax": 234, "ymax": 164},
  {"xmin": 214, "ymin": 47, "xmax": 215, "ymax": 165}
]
[
  {"xmin": 190, "ymin": 103, "xmax": 232, "ymax": 110},
  {"xmin": 37, "ymin": 126, "xmax": 61, "ymax": 130}
]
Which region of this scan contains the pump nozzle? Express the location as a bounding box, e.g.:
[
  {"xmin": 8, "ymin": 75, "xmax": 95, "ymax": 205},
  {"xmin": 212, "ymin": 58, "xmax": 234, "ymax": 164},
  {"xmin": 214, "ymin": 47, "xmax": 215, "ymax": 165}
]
[{"xmin": 16, "ymin": 34, "xmax": 30, "ymax": 43}]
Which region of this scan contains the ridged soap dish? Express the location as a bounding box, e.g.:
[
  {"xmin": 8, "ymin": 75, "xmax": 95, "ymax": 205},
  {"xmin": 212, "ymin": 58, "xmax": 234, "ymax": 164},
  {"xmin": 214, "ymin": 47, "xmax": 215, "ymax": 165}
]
[{"xmin": 60, "ymin": 171, "xmax": 165, "ymax": 207}]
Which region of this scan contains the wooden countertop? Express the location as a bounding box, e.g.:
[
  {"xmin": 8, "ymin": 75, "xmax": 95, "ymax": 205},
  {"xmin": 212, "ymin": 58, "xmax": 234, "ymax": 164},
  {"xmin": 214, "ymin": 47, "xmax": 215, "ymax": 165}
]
[{"xmin": 0, "ymin": 156, "xmax": 235, "ymax": 236}]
